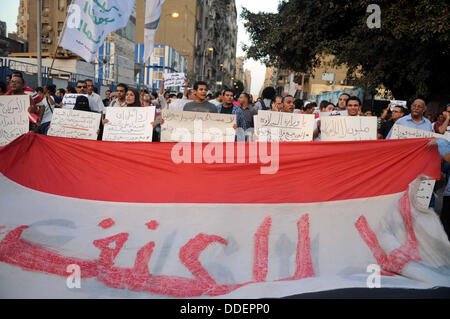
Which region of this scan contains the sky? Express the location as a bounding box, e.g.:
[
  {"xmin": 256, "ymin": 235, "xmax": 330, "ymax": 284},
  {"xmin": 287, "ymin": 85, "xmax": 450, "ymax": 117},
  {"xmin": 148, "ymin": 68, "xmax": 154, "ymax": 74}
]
[
  {"xmin": 0, "ymin": 0, "xmax": 19, "ymax": 35},
  {"xmin": 235, "ymin": 0, "xmax": 279, "ymax": 95},
  {"xmin": 1, "ymin": 0, "xmax": 280, "ymax": 95}
]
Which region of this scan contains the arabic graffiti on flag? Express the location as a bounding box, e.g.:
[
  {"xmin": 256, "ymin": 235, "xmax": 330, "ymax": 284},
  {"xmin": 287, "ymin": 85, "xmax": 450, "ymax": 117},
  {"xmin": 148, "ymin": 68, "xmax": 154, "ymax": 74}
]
[{"xmin": 0, "ymin": 191, "xmax": 421, "ymax": 298}]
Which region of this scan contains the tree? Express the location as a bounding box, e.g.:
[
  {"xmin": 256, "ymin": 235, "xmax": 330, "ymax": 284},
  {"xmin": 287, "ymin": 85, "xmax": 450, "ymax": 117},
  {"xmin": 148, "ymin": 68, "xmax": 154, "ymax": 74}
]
[
  {"xmin": 232, "ymin": 80, "xmax": 245, "ymax": 98},
  {"xmin": 241, "ymin": 0, "xmax": 449, "ymax": 102}
]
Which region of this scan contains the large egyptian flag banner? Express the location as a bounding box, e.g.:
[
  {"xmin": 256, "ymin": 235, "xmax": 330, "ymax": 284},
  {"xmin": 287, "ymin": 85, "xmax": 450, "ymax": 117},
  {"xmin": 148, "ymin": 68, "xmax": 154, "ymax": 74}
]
[{"xmin": 0, "ymin": 133, "xmax": 449, "ymax": 298}]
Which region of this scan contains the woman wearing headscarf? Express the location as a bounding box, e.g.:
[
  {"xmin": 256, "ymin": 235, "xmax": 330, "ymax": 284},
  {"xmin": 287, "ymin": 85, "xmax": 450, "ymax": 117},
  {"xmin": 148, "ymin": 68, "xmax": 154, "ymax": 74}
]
[
  {"xmin": 73, "ymin": 95, "xmax": 91, "ymax": 111},
  {"xmin": 73, "ymin": 95, "xmax": 106, "ymax": 140},
  {"xmin": 124, "ymin": 87, "xmax": 162, "ymax": 141},
  {"xmin": 104, "ymin": 88, "xmax": 161, "ymax": 141}
]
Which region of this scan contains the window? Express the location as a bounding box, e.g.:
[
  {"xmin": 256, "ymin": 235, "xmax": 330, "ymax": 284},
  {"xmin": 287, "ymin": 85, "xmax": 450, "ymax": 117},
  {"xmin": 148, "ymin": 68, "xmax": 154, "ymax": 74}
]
[
  {"xmin": 154, "ymin": 47, "xmax": 165, "ymax": 57},
  {"xmin": 154, "ymin": 71, "xmax": 164, "ymax": 80}
]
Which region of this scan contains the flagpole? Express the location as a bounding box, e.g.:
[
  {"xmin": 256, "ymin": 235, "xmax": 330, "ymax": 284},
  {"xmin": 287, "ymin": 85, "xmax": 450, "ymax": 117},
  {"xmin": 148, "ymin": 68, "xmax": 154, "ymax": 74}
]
[
  {"xmin": 142, "ymin": 62, "xmax": 146, "ymax": 92},
  {"xmin": 37, "ymin": 0, "xmax": 42, "ymax": 87},
  {"xmin": 45, "ymin": 4, "xmax": 70, "ymax": 87},
  {"xmin": 45, "ymin": 46, "xmax": 59, "ymax": 87},
  {"xmin": 142, "ymin": 0, "xmax": 147, "ymax": 93}
]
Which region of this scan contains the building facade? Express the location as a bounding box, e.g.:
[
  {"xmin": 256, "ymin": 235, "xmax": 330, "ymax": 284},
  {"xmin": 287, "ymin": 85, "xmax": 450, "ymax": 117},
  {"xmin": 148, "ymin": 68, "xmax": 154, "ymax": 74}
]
[
  {"xmin": 136, "ymin": 0, "xmax": 238, "ymax": 92},
  {"xmin": 14, "ymin": 0, "xmax": 237, "ymax": 92},
  {"xmin": 0, "ymin": 21, "xmax": 6, "ymax": 37},
  {"xmin": 261, "ymin": 55, "xmax": 359, "ymax": 101},
  {"xmin": 243, "ymin": 69, "xmax": 251, "ymax": 93},
  {"xmin": 15, "ymin": 0, "xmax": 137, "ymax": 86},
  {"xmin": 16, "ymin": 0, "xmax": 70, "ymax": 57},
  {"xmin": 134, "ymin": 44, "xmax": 187, "ymax": 91},
  {"xmin": 196, "ymin": 0, "xmax": 237, "ymax": 92},
  {"xmin": 235, "ymin": 56, "xmax": 244, "ymax": 83}
]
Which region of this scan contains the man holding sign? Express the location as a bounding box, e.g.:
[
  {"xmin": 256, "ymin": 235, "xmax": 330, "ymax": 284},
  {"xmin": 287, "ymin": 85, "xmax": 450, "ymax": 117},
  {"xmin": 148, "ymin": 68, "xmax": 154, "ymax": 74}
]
[
  {"xmin": 346, "ymin": 96, "xmax": 362, "ymax": 117},
  {"xmin": 163, "ymin": 73, "xmax": 186, "ymax": 88},
  {"xmin": 281, "ymin": 95, "xmax": 295, "ymax": 113},
  {"xmin": 386, "ymin": 99, "xmax": 432, "ymax": 139},
  {"xmin": 217, "ymin": 89, "xmax": 246, "ymax": 140},
  {"xmin": 6, "ymin": 75, "xmax": 40, "ymax": 129}
]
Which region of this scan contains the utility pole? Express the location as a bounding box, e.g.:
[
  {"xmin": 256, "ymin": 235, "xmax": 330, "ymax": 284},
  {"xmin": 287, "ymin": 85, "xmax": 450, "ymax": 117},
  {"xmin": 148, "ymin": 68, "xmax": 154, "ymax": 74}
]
[
  {"xmin": 331, "ymin": 72, "xmax": 336, "ymax": 93},
  {"xmin": 37, "ymin": 0, "xmax": 42, "ymax": 87}
]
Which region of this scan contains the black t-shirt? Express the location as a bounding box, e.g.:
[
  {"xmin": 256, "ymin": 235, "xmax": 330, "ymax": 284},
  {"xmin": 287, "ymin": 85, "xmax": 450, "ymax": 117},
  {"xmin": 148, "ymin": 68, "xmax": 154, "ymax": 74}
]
[
  {"xmin": 220, "ymin": 104, "xmax": 234, "ymax": 114},
  {"xmin": 379, "ymin": 119, "xmax": 395, "ymax": 139},
  {"xmin": 103, "ymin": 98, "xmax": 110, "ymax": 107}
]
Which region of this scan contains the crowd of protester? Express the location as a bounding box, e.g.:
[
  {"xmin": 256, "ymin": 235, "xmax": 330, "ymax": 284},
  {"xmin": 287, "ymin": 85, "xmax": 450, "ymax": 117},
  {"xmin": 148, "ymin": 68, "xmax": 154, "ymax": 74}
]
[
  {"xmin": 1, "ymin": 70, "xmax": 449, "ymax": 238},
  {"xmin": 2, "ymin": 71, "xmax": 450, "ymax": 142}
]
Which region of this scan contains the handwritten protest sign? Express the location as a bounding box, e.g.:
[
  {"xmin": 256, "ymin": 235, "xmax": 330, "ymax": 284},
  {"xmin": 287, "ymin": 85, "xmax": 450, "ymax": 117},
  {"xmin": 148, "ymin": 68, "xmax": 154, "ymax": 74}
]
[
  {"xmin": 62, "ymin": 94, "xmax": 89, "ymax": 110},
  {"xmin": 59, "ymin": 0, "xmax": 135, "ymax": 63},
  {"xmin": 390, "ymin": 100, "xmax": 407, "ymax": 111},
  {"xmin": 163, "ymin": 73, "xmax": 186, "ymax": 87},
  {"xmin": 168, "ymin": 98, "xmax": 189, "ymax": 111},
  {"xmin": 161, "ymin": 110, "xmax": 236, "ymax": 142},
  {"xmin": 390, "ymin": 124, "xmax": 448, "ymax": 209},
  {"xmin": 415, "ymin": 180, "xmax": 436, "ymax": 210},
  {"xmin": 255, "ymin": 110, "xmax": 315, "ymax": 142},
  {"xmin": 390, "ymin": 124, "xmax": 450, "ymax": 141},
  {"xmin": 0, "ymin": 95, "xmax": 29, "ymax": 146},
  {"xmin": 319, "ymin": 110, "xmax": 348, "ymax": 117},
  {"xmin": 48, "ymin": 108, "xmax": 101, "ymax": 140},
  {"xmin": 321, "ymin": 116, "xmax": 377, "ymax": 141},
  {"xmin": 103, "ymin": 107, "xmax": 155, "ymax": 142}
]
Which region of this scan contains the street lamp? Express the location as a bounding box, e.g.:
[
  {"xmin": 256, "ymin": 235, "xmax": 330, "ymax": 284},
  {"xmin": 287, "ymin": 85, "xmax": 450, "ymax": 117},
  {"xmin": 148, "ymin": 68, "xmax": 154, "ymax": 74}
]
[{"xmin": 163, "ymin": 12, "xmax": 180, "ymax": 46}]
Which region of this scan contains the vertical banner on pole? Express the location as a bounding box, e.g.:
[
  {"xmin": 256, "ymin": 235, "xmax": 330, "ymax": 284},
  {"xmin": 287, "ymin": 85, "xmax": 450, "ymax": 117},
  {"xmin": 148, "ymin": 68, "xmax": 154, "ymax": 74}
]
[
  {"xmin": 143, "ymin": 0, "xmax": 166, "ymax": 64},
  {"xmin": 59, "ymin": 0, "xmax": 136, "ymax": 63}
]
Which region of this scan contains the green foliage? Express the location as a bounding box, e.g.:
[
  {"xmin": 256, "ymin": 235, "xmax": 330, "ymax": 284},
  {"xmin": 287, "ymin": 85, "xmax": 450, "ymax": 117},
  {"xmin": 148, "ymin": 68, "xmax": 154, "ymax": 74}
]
[
  {"xmin": 241, "ymin": 0, "xmax": 450, "ymax": 100},
  {"xmin": 232, "ymin": 80, "xmax": 245, "ymax": 98}
]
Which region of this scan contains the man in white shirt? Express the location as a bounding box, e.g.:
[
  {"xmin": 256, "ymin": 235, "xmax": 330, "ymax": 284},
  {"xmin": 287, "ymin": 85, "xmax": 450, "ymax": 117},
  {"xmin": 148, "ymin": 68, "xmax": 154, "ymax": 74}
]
[
  {"xmin": 210, "ymin": 90, "xmax": 223, "ymax": 107},
  {"xmin": 338, "ymin": 93, "xmax": 350, "ymax": 111},
  {"xmin": 109, "ymin": 84, "xmax": 128, "ymax": 108},
  {"xmin": 85, "ymin": 79, "xmax": 104, "ymax": 114},
  {"xmin": 346, "ymin": 96, "xmax": 362, "ymax": 116}
]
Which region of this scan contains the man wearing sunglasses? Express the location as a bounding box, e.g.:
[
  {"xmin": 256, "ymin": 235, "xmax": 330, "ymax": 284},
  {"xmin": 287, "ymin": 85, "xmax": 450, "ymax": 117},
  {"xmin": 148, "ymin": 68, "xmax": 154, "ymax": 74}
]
[
  {"xmin": 378, "ymin": 104, "xmax": 405, "ymax": 139},
  {"xmin": 75, "ymin": 80, "xmax": 88, "ymax": 94}
]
